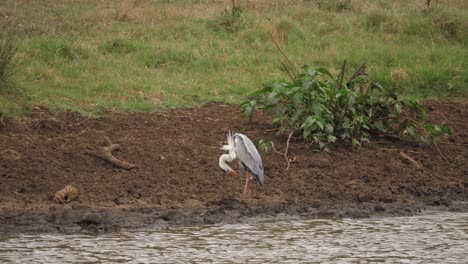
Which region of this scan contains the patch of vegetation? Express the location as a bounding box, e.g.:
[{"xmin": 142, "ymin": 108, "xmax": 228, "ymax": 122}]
[
  {"xmin": 0, "ymin": 37, "xmax": 20, "ymax": 90},
  {"xmin": 258, "ymin": 139, "xmax": 275, "ymax": 153},
  {"xmin": 209, "ymin": 1, "xmax": 245, "ymax": 33},
  {"xmin": 100, "ymin": 39, "xmax": 137, "ymax": 54},
  {"xmin": 0, "ymin": 0, "xmax": 466, "ymax": 116},
  {"xmin": 37, "ymin": 39, "xmax": 89, "ymax": 62},
  {"xmin": 317, "ymin": 0, "xmax": 352, "ymax": 13},
  {"xmin": 242, "ymin": 63, "xmax": 452, "ymax": 149},
  {"xmin": 142, "ymin": 48, "xmax": 197, "ymax": 68},
  {"xmin": 276, "ymin": 20, "xmax": 305, "ymax": 43},
  {"xmin": 433, "ymin": 12, "xmax": 461, "ymax": 41}
]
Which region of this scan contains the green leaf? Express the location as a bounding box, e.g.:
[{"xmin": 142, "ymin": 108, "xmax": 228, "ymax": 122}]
[
  {"xmin": 311, "ymin": 103, "xmax": 323, "ymax": 115},
  {"xmin": 316, "ymin": 120, "xmax": 324, "ymax": 130},
  {"xmin": 272, "ymin": 117, "xmax": 281, "ymax": 124},
  {"xmin": 395, "ymin": 103, "xmax": 402, "ymax": 114},
  {"xmin": 374, "ymin": 120, "xmax": 385, "ymax": 132},
  {"xmin": 316, "ymin": 68, "xmax": 334, "ymax": 78},
  {"xmin": 292, "ymin": 92, "xmax": 304, "ymax": 106},
  {"xmin": 406, "ymin": 126, "xmax": 415, "ymax": 137}
]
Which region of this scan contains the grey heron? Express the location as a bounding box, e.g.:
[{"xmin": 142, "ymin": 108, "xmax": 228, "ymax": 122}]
[{"xmin": 218, "ymin": 132, "xmax": 264, "ymax": 194}]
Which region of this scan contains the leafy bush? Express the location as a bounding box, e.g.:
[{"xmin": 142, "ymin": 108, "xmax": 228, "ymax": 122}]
[
  {"xmin": 242, "ymin": 63, "xmax": 451, "ymax": 149},
  {"xmin": 0, "ymin": 37, "xmax": 20, "ymax": 90}
]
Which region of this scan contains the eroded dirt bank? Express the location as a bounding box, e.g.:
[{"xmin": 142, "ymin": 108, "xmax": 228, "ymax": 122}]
[{"xmin": 0, "ymin": 101, "xmax": 467, "ymax": 234}]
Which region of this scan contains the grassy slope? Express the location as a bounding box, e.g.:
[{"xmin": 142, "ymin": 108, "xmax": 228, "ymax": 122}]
[{"xmin": 0, "ymin": 0, "xmax": 467, "ymax": 116}]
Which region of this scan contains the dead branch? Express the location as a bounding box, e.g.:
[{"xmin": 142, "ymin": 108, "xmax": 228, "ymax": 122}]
[
  {"xmin": 375, "ymin": 147, "xmax": 425, "ymax": 154},
  {"xmin": 267, "ymin": 29, "xmax": 297, "ymax": 80},
  {"xmin": 86, "ymin": 136, "xmax": 136, "ymax": 170},
  {"xmin": 399, "ymin": 151, "xmax": 423, "ymax": 170},
  {"xmin": 280, "ymin": 60, "xmax": 295, "ymax": 81},
  {"xmin": 337, "ymin": 60, "xmax": 347, "ymax": 89},
  {"xmin": 438, "ymin": 142, "xmax": 468, "ymax": 147},
  {"xmin": 285, "ymin": 130, "xmax": 295, "ymax": 170},
  {"xmin": 347, "ymin": 63, "xmax": 367, "ymax": 84}
]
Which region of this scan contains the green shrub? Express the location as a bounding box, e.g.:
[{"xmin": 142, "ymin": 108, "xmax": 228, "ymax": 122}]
[{"xmin": 242, "ymin": 63, "xmax": 451, "ymax": 149}]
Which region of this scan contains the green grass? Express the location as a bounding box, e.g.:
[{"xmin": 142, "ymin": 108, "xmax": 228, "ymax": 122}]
[{"xmin": 0, "ymin": 0, "xmax": 467, "ymax": 117}]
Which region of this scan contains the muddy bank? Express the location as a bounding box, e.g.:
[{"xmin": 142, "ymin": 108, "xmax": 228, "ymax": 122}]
[{"xmin": 0, "ymin": 101, "xmax": 467, "ymax": 234}]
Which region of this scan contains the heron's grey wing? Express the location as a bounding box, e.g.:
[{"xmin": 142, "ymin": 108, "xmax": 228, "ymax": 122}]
[{"xmin": 234, "ymin": 134, "xmax": 264, "ymax": 186}]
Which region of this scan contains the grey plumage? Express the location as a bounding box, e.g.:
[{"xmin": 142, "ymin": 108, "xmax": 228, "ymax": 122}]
[
  {"xmin": 233, "ymin": 133, "xmax": 264, "ymax": 186},
  {"xmin": 219, "ymin": 132, "xmax": 265, "ymax": 192}
]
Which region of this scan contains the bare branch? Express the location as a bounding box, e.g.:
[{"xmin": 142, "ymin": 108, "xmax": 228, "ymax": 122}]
[
  {"xmin": 399, "ymin": 151, "xmax": 423, "ymax": 170},
  {"xmin": 268, "ymin": 30, "xmax": 297, "ymax": 80},
  {"xmin": 86, "ymin": 136, "xmax": 136, "ymax": 170},
  {"xmin": 285, "ymin": 130, "xmax": 295, "ymax": 170}
]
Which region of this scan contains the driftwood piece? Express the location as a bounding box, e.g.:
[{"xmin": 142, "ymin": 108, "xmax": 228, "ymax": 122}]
[
  {"xmin": 399, "ymin": 151, "xmax": 423, "ymax": 170},
  {"xmin": 86, "ymin": 136, "xmax": 136, "ymax": 170},
  {"xmin": 54, "ymin": 184, "xmax": 79, "ymax": 203}
]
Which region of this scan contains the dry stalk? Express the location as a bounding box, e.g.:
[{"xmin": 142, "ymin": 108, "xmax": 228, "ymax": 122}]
[{"xmin": 284, "ymin": 130, "xmax": 295, "ymax": 170}]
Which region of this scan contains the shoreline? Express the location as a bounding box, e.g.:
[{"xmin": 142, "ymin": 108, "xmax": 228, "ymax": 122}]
[
  {"xmin": 1, "ymin": 101, "xmax": 467, "ymax": 235},
  {"xmin": 2, "ymin": 201, "xmax": 467, "ymax": 235}
]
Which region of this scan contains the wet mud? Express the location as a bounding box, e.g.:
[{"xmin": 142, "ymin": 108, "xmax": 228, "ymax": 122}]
[{"xmin": 0, "ymin": 101, "xmax": 467, "ymax": 234}]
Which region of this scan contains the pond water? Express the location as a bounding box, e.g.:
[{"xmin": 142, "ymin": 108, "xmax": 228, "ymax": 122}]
[{"xmin": 0, "ymin": 211, "xmax": 467, "ymax": 263}]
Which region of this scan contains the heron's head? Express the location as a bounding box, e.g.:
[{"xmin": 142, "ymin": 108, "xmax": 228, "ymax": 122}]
[{"xmin": 220, "ymin": 131, "xmax": 235, "ymax": 152}]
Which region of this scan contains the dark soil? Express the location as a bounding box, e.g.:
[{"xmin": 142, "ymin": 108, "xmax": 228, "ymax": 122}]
[{"xmin": 0, "ymin": 101, "xmax": 467, "ymax": 234}]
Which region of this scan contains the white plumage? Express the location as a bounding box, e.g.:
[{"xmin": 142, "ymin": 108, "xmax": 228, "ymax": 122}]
[{"xmin": 219, "ymin": 132, "xmax": 264, "ymax": 193}]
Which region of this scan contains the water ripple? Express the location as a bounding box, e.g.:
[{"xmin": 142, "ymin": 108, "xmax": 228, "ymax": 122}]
[{"xmin": 0, "ymin": 212, "xmax": 467, "ymax": 263}]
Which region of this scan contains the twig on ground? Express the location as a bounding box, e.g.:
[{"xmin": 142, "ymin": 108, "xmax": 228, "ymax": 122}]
[
  {"xmin": 57, "ymin": 129, "xmax": 89, "ymax": 139},
  {"xmin": 399, "ymin": 151, "xmax": 423, "ymax": 170},
  {"xmin": 86, "ymin": 136, "xmax": 136, "ymax": 170},
  {"xmin": 376, "ymin": 147, "xmax": 425, "ymax": 154},
  {"xmin": 438, "ymin": 142, "xmax": 468, "ymax": 147}
]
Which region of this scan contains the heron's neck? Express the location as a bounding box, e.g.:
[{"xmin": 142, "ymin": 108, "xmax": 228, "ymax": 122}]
[{"xmin": 219, "ymin": 153, "xmax": 235, "ymax": 172}]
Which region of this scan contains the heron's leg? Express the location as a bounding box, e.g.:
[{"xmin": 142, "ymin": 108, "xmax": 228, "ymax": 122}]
[{"xmin": 243, "ymin": 172, "xmax": 250, "ymax": 194}]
